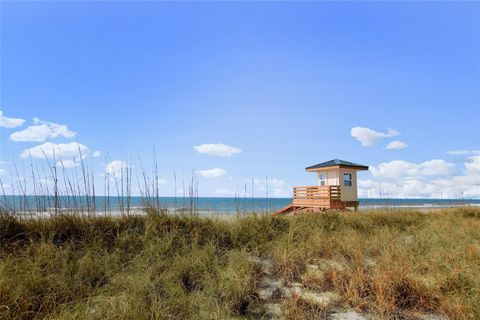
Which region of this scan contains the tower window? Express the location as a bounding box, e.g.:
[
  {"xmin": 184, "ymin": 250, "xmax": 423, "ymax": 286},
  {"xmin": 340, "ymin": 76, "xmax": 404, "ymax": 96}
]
[
  {"xmin": 319, "ymin": 173, "xmax": 327, "ymax": 186},
  {"xmin": 343, "ymin": 173, "xmax": 352, "ymax": 187}
]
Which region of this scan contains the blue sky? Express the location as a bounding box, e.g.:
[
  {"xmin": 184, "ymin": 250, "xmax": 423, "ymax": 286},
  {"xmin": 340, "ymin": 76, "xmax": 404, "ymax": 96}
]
[{"xmin": 1, "ymin": 1, "xmax": 479, "ymax": 198}]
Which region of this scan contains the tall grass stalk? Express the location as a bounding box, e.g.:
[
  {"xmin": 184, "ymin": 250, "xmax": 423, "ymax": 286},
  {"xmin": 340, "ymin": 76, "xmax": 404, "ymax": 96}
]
[{"xmin": 1, "ymin": 149, "xmax": 200, "ymax": 218}]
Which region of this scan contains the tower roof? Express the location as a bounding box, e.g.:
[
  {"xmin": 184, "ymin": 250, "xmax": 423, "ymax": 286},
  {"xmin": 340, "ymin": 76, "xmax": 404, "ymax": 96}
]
[{"xmin": 305, "ymin": 159, "xmax": 369, "ymax": 171}]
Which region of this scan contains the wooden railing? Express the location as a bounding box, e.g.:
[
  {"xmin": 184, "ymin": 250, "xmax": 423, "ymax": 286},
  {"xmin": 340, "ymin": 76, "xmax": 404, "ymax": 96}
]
[{"xmin": 292, "ymin": 185, "xmax": 341, "ymax": 207}]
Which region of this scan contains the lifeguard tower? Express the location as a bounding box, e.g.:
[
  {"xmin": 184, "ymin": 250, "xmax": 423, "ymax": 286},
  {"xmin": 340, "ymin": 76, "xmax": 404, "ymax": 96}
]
[{"xmin": 274, "ymin": 159, "xmax": 369, "ymax": 215}]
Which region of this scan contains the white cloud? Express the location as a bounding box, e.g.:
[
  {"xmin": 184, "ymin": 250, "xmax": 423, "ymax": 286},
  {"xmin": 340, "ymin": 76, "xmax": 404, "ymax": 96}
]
[
  {"xmin": 38, "ymin": 178, "xmax": 51, "ymax": 186},
  {"xmin": 359, "ymin": 175, "xmax": 480, "ymax": 199},
  {"xmin": 370, "ymin": 160, "xmax": 416, "ymax": 180},
  {"xmin": 371, "ymin": 159, "xmax": 454, "ymax": 180},
  {"xmin": 359, "ymin": 158, "xmax": 479, "ymax": 198},
  {"xmin": 254, "ymin": 178, "xmax": 285, "ymax": 188},
  {"xmin": 351, "ymin": 127, "xmax": 399, "ymax": 146},
  {"xmin": 56, "ymin": 159, "xmax": 80, "ymax": 168},
  {"xmin": 106, "ymin": 161, "xmax": 129, "ymax": 178},
  {"xmin": 446, "ymin": 150, "xmax": 480, "ymax": 155},
  {"xmin": 10, "ymin": 119, "xmax": 76, "ymax": 142},
  {"xmin": 92, "ymin": 151, "xmax": 101, "ymax": 157},
  {"xmin": 0, "ymin": 161, "xmax": 6, "ymax": 176},
  {"xmin": 465, "ymin": 156, "xmax": 480, "ymax": 174},
  {"xmin": 416, "ymin": 159, "xmax": 454, "ymax": 176},
  {"xmin": 252, "ymin": 178, "xmax": 289, "ymax": 197},
  {"xmin": 0, "ymin": 111, "xmax": 26, "ymax": 128},
  {"xmin": 20, "ymin": 142, "xmax": 89, "ymax": 160},
  {"xmin": 272, "ymin": 188, "xmax": 289, "ymax": 197},
  {"xmin": 386, "ymin": 140, "xmax": 408, "ymax": 150},
  {"xmin": 214, "ymin": 188, "xmax": 234, "ymax": 196},
  {"xmin": 193, "ymin": 143, "xmax": 242, "ymax": 156},
  {"xmin": 198, "ymin": 168, "xmax": 226, "ymax": 178}
]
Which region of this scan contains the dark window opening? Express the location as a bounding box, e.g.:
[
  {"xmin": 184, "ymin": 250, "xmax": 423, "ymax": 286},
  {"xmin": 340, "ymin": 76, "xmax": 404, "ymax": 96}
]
[{"xmin": 343, "ymin": 173, "xmax": 352, "ymax": 187}]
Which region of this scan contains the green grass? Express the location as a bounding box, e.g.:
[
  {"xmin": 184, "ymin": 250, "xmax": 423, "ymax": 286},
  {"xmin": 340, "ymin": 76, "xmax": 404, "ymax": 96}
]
[{"xmin": 1, "ymin": 208, "xmax": 479, "ymax": 319}]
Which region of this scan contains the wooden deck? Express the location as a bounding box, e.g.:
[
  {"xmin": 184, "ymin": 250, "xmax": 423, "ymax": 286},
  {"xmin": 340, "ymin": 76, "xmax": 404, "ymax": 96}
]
[
  {"xmin": 292, "ymin": 185, "xmax": 341, "ymax": 207},
  {"xmin": 273, "ymin": 185, "xmax": 359, "ymax": 216}
]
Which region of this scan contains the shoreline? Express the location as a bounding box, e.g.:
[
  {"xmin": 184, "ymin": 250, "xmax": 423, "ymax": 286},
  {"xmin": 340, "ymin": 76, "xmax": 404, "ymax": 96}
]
[{"xmin": 5, "ymin": 203, "xmax": 480, "ymax": 219}]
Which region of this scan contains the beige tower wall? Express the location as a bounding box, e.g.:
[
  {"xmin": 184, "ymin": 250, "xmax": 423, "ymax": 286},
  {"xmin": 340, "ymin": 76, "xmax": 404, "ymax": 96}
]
[
  {"xmin": 339, "ymin": 169, "xmax": 358, "ymax": 201},
  {"xmin": 316, "ymin": 170, "xmax": 339, "ymax": 186}
]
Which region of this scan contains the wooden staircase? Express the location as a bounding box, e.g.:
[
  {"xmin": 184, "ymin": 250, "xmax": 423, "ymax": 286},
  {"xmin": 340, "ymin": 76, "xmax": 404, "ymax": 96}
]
[
  {"xmin": 272, "ymin": 204, "xmax": 330, "ymax": 216},
  {"xmin": 272, "ymin": 204, "xmax": 296, "ymax": 216}
]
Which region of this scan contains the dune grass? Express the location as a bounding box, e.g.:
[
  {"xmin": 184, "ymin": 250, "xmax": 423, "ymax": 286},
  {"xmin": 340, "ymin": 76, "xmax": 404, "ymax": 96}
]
[{"xmin": 1, "ymin": 207, "xmax": 479, "ymax": 319}]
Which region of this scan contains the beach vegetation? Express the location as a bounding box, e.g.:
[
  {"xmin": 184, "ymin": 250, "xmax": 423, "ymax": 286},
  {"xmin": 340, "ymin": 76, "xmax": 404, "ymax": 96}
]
[{"xmin": 0, "ymin": 207, "xmax": 479, "ymax": 319}]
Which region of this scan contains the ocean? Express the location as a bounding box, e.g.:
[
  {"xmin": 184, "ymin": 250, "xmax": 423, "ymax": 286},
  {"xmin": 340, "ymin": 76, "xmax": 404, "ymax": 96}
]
[{"xmin": 1, "ymin": 195, "xmax": 479, "ymax": 215}]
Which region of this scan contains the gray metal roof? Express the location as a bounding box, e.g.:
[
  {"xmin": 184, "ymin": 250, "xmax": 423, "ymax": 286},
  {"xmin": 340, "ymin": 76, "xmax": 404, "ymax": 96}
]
[{"xmin": 305, "ymin": 159, "xmax": 369, "ymax": 170}]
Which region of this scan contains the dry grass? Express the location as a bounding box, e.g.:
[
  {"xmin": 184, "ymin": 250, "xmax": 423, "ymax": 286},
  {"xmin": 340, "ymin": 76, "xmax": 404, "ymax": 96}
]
[{"xmin": 0, "ymin": 207, "xmax": 479, "ymax": 319}]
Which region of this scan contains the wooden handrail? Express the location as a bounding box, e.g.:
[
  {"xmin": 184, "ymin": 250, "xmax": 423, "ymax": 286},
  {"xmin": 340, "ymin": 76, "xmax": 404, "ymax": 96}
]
[{"xmin": 293, "ymin": 185, "xmax": 341, "ymax": 201}]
